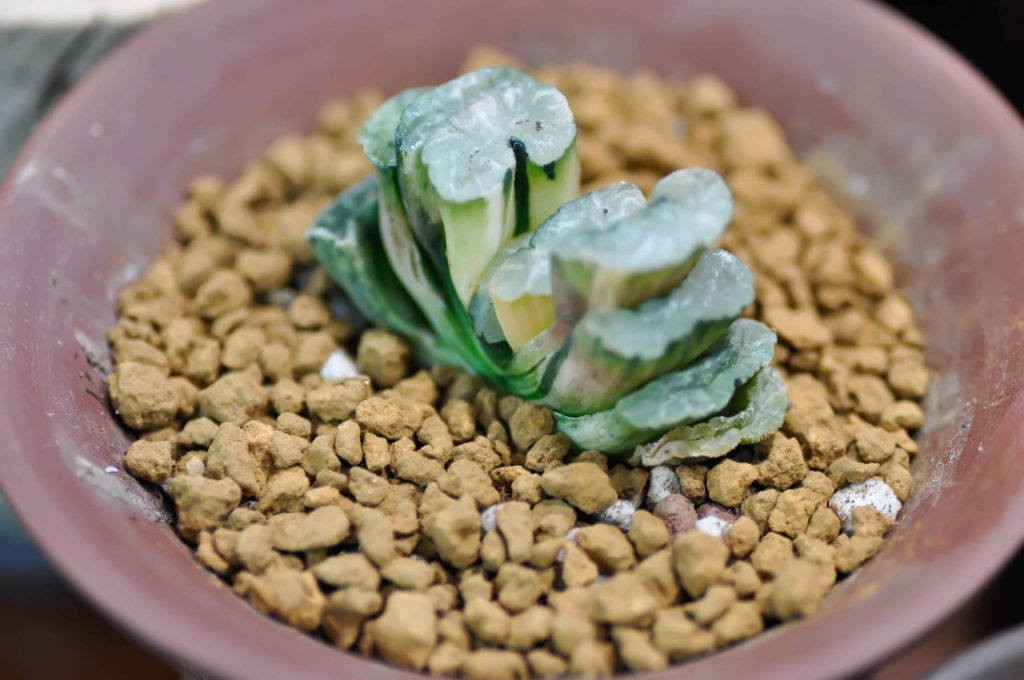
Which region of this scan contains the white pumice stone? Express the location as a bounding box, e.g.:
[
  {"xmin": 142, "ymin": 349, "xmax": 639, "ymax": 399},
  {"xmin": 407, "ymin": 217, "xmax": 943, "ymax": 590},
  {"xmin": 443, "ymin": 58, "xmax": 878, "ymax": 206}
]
[
  {"xmin": 645, "ymin": 465, "xmax": 681, "ymax": 508},
  {"xmin": 555, "ymin": 527, "xmax": 581, "ymax": 564},
  {"xmin": 320, "ymin": 349, "xmax": 360, "ymax": 381},
  {"xmin": 595, "ymin": 499, "xmax": 636, "ymax": 532},
  {"xmin": 480, "ymin": 502, "xmax": 504, "ymax": 532},
  {"xmin": 695, "ymin": 515, "xmax": 733, "ymax": 538},
  {"xmin": 829, "ymin": 477, "xmax": 902, "ymax": 534}
]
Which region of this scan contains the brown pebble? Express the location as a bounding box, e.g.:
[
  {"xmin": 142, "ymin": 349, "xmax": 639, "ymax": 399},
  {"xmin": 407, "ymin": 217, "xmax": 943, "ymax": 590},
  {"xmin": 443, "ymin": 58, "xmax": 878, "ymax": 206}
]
[
  {"xmin": 707, "ymin": 459, "xmax": 759, "ymax": 507},
  {"xmin": 371, "ymin": 592, "xmax": 437, "ymax": 671},
  {"xmin": 462, "ymin": 650, "xmax": 528, "ymax": 680},
  {"xmin": 524, "ymin": 433, "xmax": 571, "ymax": 472},
  {"xmin": 508, "ymin": 402, "xmax": 555, "ymax": 451},
  {"xmin": 124, "ymin": 439, "xmax": 174, "ymax": 484},
  {"xmin": 561, "ymin": 543, "xmax": 599, "ymax": 588},
  {"xmin": 428, "ymin": 495, "xmax": 481, "ymax": 569},
  {"xmin": 676, "ymin": 464, "xmax": 708, "ymax": 503},
  {"xmin": 757, "ymin": 434, "xmax": 809, "ymax": 490},
  {"xmin": 242, "ymin": 568, "xmax": 325, "ymax": 632},
  {"xmin": 628, "ymin": 509, "xmax": 671, "ymax": 558},
  {"xmin": 306, "ymin": 379, "xmax": 370, "ymax": 423},
  {"xmin": 357, "ymin": 396, "xmax": 424, "ymax": 441},
  {"xmin": 835, "ymin": 534, "xmax": 884, "ymax": 573},
  {"xmin": 724, "ymin": 515, "xmax": 761, "ymax": 557},
  {"xmin": 613, "ymin": 626, "xmax": 668, "ymax": 672},
  {"xmin": 441, "ymin": 398, "xmax": 477, "ymax": 442},
  {"xmin": 540, "ymin": 462, "xmax": 617, "ymax": 514},
  {"xmin": 673, "ymin": 530, "xmax": 729, "ymax": 598},
  {"xmin": 207, "ymin": 423, "xmax": 262, "ymax": 496},
  {"xmin": 751, "ymin": 532, "xmax": 794, "ymax": 577},
  {"xmin": 464, "ymin": 597, "xmax": 511, "ymax": 646},
  {"xmin": 712, "ymin": 601, "xmax": 764, "ymax": 645},
  {"xmin": 594, "ymin": 572, "xmax": 659, "ymax": 625},
  {"xmin": 167, "ymin": 475, "xmax": 241, "ymax": 541},
  {"xmin": 635, "ymin": 549, "xmax": 680, "ymax": 607},
  {"xmin": 268, "ymin": 506, "xmax": 350, "ymax": 551},
  {"xmin": 527, "ymin": 649, "xmax": 568, "ymax": 678},
  {"xmin": 199, "ymin": 371, "xmax": 267, "ymax": 425},
  {"xmin": 109, "ymin": 362, "xmax": 178, "ymax": 431},
  {"xmin": 652, "ymin": 607, "xmax": 716, "ymax": 661},
  {"xmin": 576, "ymin": 524, "xmax": 637, "ymax": 573}
]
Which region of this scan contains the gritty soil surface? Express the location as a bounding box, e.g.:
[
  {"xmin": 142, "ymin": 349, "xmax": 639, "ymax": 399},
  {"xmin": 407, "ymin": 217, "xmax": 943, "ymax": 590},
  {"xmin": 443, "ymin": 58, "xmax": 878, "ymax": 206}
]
[{"xmin": 107, "ymin": 47, "xmax": 928, "ymax": 677}]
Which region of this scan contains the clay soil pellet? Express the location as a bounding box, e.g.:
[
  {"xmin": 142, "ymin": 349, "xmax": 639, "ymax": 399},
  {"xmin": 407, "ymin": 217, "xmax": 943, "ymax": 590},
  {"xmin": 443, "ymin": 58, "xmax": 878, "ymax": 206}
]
[{"xmin": 108, "ymin": 47, "xmax": 928, "ymax": 677}]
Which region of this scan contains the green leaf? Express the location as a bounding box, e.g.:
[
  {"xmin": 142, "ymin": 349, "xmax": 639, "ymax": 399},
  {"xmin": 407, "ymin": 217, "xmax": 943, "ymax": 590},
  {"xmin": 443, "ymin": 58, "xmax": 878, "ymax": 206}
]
[
  {"xmin": 634, "ymin": 367, "xmax": 789, "ymax": 466},
  {"xmin": 463, "ymin": 183, "xmax": 646, "ymax": 393},
  {"xmin": 517, "ymin": 138, "xmax": 580, "ymax": 234},
  {"xmin": 395, "ymin": 67, "xmax": 577, "ymax": 303},
  {"xmin": 554, "ymin": 319, "xmax": 776, "ymax": 452},
  {"xmin": 360, "ymin": 88, "xmax": 430, "ymax": 170},
  {"xmin": 306, "ymin": 176, "xmax": 457, "ymax": 366},
  {"xmin": 492, "ymin": 321, "xmax": 573, "ymax": 399},
  {"xmin": 474, "ymin": 182, "xmax": 646, "ymax": 351},
  {"xmin": 436, "ymin": 189, "xmax": 517, "ymax": 305},
  {"xmin": 551, "ymin": 167, "xmax": 733, "ymax": 317},
  {"xmin": 362, "ymin": 88, "xmax": 500, "ymax": 378},
  {"xmin": 541, "ymin": 249, "xmax": 754, "ymax": 415},
  {"xmin": 377, "ymin": 170, "xmax": 480, "ymax": 353},
  {"xmin": 490, "ymin": 182, "xmax": 646, "ymax": 303}
]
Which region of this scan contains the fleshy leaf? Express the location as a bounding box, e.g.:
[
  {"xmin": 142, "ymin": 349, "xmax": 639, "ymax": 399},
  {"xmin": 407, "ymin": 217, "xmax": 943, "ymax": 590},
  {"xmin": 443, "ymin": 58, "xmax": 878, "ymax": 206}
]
[
  {"xmin": 396, "ymin": 68, "xmax": 528, "ymax": 258},
  {"xmin": 492, "ymin": 293, "xmax": 555, "ymax": 350},
  {"xmin": 478, "ymin": 182, "xmax": 646, "ymax": 350},
  {"xmin": 540, "ymin": 249, "xmax": 754, "ymax": 415},
  {"xmin": 377, "ymin": 171, "xmax": 497, "ymax": 375},
  {"xmin": 362, "ymin": 89, "xmax": 495, "ymax": 374},
  {"xmin": 491, "ymin": 321, "xmax": 572, "ymax": 400},
  {"xmin": 396, "ymin": 67, "xmax": 578, "ymax": 303},
  {"xmin": 467, "ymin": 236, "xmax": 573, "ymax": 397},
  {"xmin": 551, "ymin": 167, "xmax": 733, "ymax": 318},
  {"xmin": 634, "ymin": 367, "xmax": 789, "ymax": 466},
  {"xmin": 360, "ymin": 88, "xmax": 429, "ymax": 170},
  {"xmin": 490, "ymin": 182, "xmax": 646, "ymax": 303},
  {"xmin": 306, "ymin": 177, "xmax": 457, "ymax": 365},
  {"xmin": 555, "ymin": 319, "xmax": 776, "ymax": 452}
]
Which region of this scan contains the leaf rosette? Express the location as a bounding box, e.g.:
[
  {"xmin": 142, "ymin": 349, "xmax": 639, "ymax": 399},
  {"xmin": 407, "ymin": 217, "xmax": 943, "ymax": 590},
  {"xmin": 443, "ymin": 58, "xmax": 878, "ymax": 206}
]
[{"xmin": 309, "ymin": 68, "xmax": 786, "ymax": 463}]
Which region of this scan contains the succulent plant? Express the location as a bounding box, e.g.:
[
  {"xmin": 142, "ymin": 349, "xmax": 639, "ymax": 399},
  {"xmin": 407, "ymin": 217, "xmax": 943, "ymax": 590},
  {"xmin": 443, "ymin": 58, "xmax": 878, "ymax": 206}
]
[{"xmin": 309, "ymin": 68, "xmax": 786, "ymax": 463}]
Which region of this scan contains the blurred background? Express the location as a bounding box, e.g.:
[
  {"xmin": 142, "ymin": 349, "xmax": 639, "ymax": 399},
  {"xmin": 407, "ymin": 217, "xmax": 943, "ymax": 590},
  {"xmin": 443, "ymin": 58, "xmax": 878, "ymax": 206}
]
[{"xmin": 0, "ymin": 0, "xmax": 1020, "ymax": 677}]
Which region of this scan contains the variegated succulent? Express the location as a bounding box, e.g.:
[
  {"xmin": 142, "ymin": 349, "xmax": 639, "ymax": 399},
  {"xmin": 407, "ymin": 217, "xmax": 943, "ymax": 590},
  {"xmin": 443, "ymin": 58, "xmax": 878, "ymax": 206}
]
[{"xmin": 308, "ymin": 67, "xmax": 786, "ymax": 463}]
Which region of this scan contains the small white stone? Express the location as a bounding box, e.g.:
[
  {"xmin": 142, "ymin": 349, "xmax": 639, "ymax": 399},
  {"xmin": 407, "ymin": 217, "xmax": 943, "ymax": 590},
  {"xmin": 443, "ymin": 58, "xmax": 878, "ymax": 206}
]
[
  {"xmin": 695, "ymin": 516, "xmax": 732, "ymax": 538},
  {"xmin": 480, "ymin": 503, "xmax": 504, "ymax": 532},
  {"xmin": 595, "ymin": 499, "xmax": 636, "ymax": 532},
  {"xmin": 556, "ymin": 527, "xmax": 580, "ymax": 563},
  {"xmin": 829, "ymin": 477, "xmax": 902, "ymax": 534},
  {"xmin": 320, "ymin": 349, "xmax": 359, "ymax": 381},
  {"xmin": 645, "ymin": 465, "xmax": 681, "ymax": 508},
  {"xmin": 104, "ymin": 465, "xmax": 118, "ymax": 473}
]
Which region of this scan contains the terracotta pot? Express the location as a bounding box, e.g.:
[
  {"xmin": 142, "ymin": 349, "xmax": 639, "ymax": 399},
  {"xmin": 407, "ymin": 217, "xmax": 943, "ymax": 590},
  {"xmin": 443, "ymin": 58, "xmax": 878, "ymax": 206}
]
[{"xmin": 0, "ymin": 1, "xmax": 1022, "ymax": 678}]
